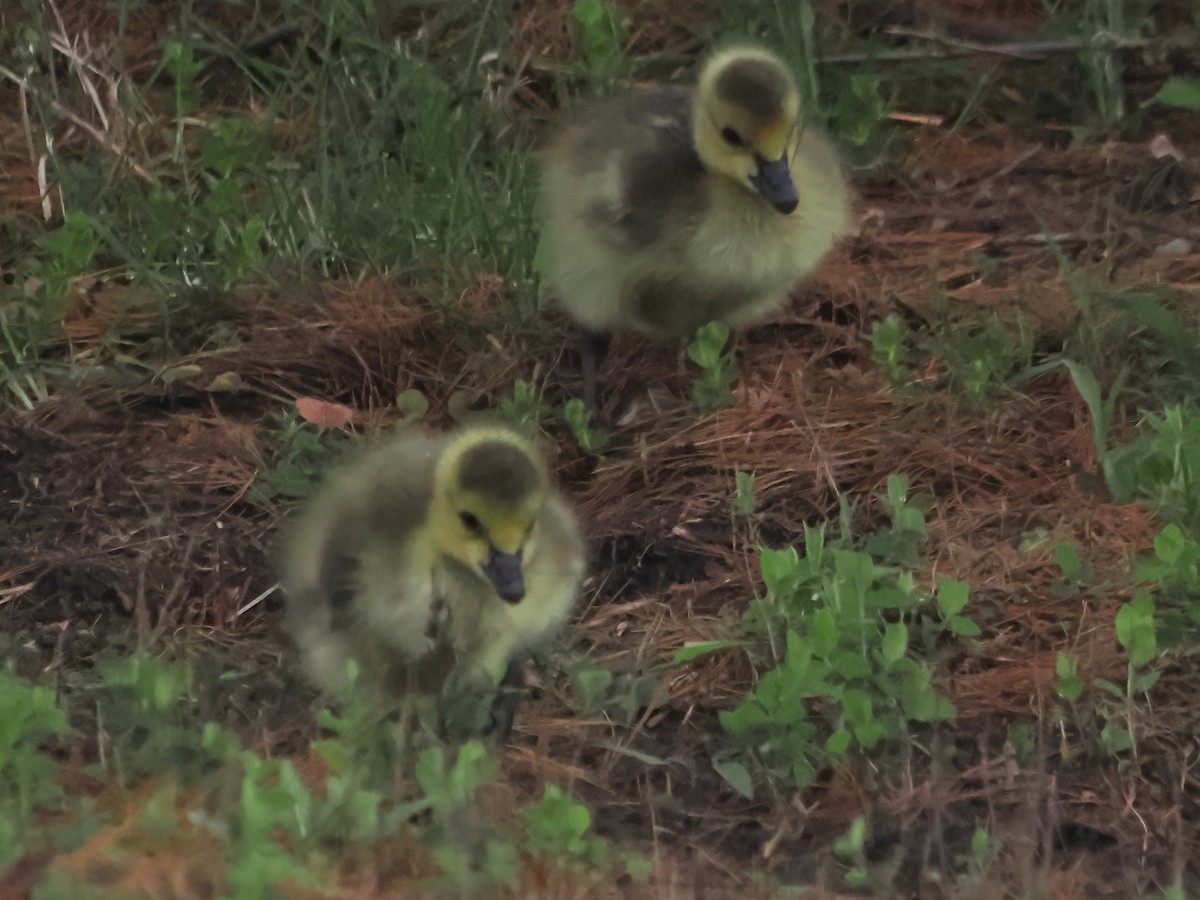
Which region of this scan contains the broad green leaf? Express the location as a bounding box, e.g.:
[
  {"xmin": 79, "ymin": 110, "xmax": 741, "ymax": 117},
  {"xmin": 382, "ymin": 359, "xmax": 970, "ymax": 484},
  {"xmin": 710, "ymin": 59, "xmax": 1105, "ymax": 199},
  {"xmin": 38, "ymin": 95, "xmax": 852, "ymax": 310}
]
[
  {"xmin": 970, "ymin": 828, "xmax": 990, "ymax": 859},
  {"xmin": 949, "ymin": 616, "xmax": 981, "ymax": 638},
  {"xmin": 825, "ymin": 729, "xmax": 852, "ymax": 755},
  {"xmin": 936, "ymin": 579, "xmax": 970, "ymax": 616},
  {"xmin": 672, "ymin": 640, "xmax": 739, "ymax": 664},
  {"xmin": 719, "ymin": 701, "xmax": 770, "ymax": 735},
  {"xmin": 831, "ymin": 651, "xmax": 870, "ymax": 680},
  {"xmin": 1061, "ymin": 359, "xmax": 1106, "ymax": 453},
  {"xmin": 809, "ymin": 609, "xmax": 837, "ymax": 656},
  {"xmin": 881, "ymin": 622, "xmax": 908, "ymax": 665},
  {"xmin": 1148, "ymin": 77, "xmax": 1200, "ymax": 111},
  {"xmin": 1100, "ymin": 721, "xmax": 1133, "ymax": 753},
  {"xmin": 834, "ymin": 816, "xmax": 866, "ymax": 855},
  {"xmin": 1053, "ymin": 543, "xmax": 1082, "ymax": 578},
  {"xmin": 790, "ymin": 755, "xmax": 816, "ymax": 789},
  {"xmin": 574, "ymin": 666, "xmax": 613, "ymax": 704},
  {"xmin": 841, "ymin": 689, "xmax": 874, "ymax": 727},
  {"xmin": 1055, "ymin": 651, "xmax": 1083, "ymax": 701},
  {"xmin": 1132, "ymin": 670, "xmax": 1160, "ymax": 693},
  {"xmin": 713, "ymin": 759, "xmax": 755, "ymax": 799},
  {"xmin": 901, "ymin": 668, "xmax": 938, "ymax": 720},
  {"xmin": 760, "ymin": 546, "xmax": 801, "ymax": 598},
  {"xmin": 854, "ymin": 718, "xmax": 886, "ymax": 748},
  {"xmin": 934, "ymin": 697, "xmax": 956, "ymax": 720},
  {"xmin": 1154, "ymin": 525, "xmax": 1185, "ymax": 564},
  {"xmin": 1129, "ymin": 636, "xmax": 1157, "ymax": 669},
  {"xmin": 395, "ymin": 388, "xmax": 429, "ymax": 423}
]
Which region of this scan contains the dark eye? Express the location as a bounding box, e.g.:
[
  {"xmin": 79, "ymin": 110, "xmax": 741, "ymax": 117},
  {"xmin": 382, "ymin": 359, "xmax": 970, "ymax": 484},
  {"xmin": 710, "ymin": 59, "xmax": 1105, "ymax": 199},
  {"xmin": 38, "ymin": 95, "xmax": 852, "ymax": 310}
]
[
  {"xmin": 459, "ymin": 511, "xmax": 484, "ymax": 535},
  {"xmin": 721, "ymin": 127, "xmax": 745, "ymax": 147}
]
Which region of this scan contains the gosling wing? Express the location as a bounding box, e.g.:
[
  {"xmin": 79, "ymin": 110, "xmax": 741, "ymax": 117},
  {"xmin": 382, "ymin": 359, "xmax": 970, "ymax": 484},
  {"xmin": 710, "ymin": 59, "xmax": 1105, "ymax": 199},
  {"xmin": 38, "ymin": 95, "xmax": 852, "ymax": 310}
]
[
  {"xmin": 545, "ymin": 86, "xmax": 706, "ymax": 254},
  {"xmin": 281, "ymin": 433, "xmax": 446, "ymax": 694}
]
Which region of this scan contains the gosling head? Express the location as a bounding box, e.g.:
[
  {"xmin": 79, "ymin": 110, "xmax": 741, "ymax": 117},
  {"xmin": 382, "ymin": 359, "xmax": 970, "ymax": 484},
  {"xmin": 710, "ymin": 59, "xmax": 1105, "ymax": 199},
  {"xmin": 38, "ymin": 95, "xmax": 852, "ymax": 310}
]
[
  {"xmin": 431, "ymin": 429, "xmax": 550, "ymax": 605},
  {"xmin": 693, "ymin": 47, "xmax": 803, "ymax": 215}
]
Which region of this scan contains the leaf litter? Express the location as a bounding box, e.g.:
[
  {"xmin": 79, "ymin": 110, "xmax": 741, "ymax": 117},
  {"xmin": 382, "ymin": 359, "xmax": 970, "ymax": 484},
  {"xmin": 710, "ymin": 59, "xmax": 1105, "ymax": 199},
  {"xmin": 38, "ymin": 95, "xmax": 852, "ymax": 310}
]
[{"xmin": 1, "ymin": 0, "xmax": 1200, "ymax": 896}]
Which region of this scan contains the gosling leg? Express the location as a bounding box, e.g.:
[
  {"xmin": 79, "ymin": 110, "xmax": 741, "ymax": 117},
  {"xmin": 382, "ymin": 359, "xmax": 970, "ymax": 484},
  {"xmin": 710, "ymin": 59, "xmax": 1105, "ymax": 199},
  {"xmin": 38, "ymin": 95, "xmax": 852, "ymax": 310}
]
[
  {"xmin": 487, "ymin": 660, "xmax": 526, "ymax": 742},
  {"xmin": 580, "ymin": 329, "xmax": 611, "ymax": 414}
]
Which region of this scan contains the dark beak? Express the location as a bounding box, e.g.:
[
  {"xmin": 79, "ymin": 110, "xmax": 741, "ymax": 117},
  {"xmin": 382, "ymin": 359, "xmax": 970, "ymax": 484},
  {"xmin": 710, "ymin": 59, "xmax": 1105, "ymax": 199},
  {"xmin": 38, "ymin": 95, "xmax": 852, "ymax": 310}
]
[
  {"xmin": 483, "ymin": 549, "xmax": 525, "ymax": 604},
  {"xmin": 750, "ymin": 155, "xmax": 799, "ymax": 214}
]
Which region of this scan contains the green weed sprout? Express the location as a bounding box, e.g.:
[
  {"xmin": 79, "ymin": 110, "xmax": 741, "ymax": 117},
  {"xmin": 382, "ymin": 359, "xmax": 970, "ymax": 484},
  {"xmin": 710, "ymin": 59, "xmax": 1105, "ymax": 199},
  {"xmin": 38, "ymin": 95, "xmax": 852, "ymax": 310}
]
[
  {"xmin": 250, "ymin": 409, "xmax": 350, "ymax": 507},
  {"xmin": 226, "ymin": 754, "xmax": 320, "ymax": 897},
  {"xmin": 688, "ymin": 321, "xmax": 738, "ymax": 413},
  {"xmin": 717, "ymin": 519, "xmax": 958, "ymax": 791},
  {"xmin": 734, "ymin": 471, "xmax": 757, "ymax": 517},
  {"xmin": 563, "ymin": 398, "xmax": 609, "ymax": 455},
  {"xmin": 1052, "ymin": 542, "xmax": 1092, "ymax": 598},
  {"xmin": 829, "ymin": 72, "xmax": 889, "ymax": 150},
  {"xmin": 571, "ymin": 0, "xmax": 629, "ymax": 84},
  {"xmin": 871, "ymin": 313, "xmax": 912, "ymax": 389},
  {"xmin": 0, "ymin": 672, "xmax": 68, "ymax": 869},
  {"xmin": 834, "ymin": 816, "xmax": 869, "ymax": 888},
  {"xmin": 0, "ymin": 211, "xmax": 101, "ymax": 410},
  {"xmin": 522, "ymin": 784, "xmax": 606, "ymax": 866},
  {"xmin": 864, "ymin": 473, "xmax": 930, "ymax": 567},
  {"xmin": 522, "ymin": 783, "xmax": 651, "ymax": 882},
  {"xmin": 676, "ymin": 475, "xmax": 972, "ymax": 794},
  {"xmin": 1094, "ymin": 589, "xmax": 1159, "ymax": 763},
  {"xmin": 403, "ymin": 741, "xmax": 516, "ymax": 892},
  {"xmin": 395, "ymin": 388, "xmax": 430, "ymax": 426},
  {"xmin": 1134, "ymin": 524, "xmax": 1200, "ymax": 644},
  {"xmin": 1055, "ymin": 652, "xmax": 1083, "ymax": 702},
  {"xmin": 97, "ymin": 654, "xmax": 222, "ymax": 784},
  {"xmin": 565, "ymin": 656, "xmax": 660, "ymax": 724},
  {"xmin": 499, "ymin": 378, "xmax": 548, "ymax": 436}
]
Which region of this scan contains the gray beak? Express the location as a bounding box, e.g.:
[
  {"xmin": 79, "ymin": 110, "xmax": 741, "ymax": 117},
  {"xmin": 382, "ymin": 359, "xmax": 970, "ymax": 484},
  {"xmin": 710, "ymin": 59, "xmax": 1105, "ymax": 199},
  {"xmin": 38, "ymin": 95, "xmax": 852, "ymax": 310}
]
[
  {"xmin": 750, "ymin": 155, "xmax": 799, "ymax": 214},
  {"xmin": 483, "ymin": 549, "xmax": 525, "ymax": 604}
]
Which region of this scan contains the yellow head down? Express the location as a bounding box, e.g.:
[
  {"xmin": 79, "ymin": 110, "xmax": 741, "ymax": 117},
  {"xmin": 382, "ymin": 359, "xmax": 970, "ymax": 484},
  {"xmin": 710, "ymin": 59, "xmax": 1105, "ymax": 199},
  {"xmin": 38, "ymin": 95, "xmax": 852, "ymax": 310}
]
[
  {"xmin": 428, "ymin": 428, "xmax": 550, "ymax": 605},
  {"xmin": 692, "ymin": 46, "xmax": 803, "ymax": 214}
]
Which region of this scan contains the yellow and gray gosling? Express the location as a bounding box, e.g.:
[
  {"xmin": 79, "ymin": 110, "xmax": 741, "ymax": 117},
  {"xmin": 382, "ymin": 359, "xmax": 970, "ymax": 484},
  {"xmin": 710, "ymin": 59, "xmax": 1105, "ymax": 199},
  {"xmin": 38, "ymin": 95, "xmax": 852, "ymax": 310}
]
[
  {"xmin": 540, "ymin": 45, "xmax": 851, "ymax": 405},
  {"xmin": 282, "ymin": 426, "xmax": 585, "ymax": 737}
]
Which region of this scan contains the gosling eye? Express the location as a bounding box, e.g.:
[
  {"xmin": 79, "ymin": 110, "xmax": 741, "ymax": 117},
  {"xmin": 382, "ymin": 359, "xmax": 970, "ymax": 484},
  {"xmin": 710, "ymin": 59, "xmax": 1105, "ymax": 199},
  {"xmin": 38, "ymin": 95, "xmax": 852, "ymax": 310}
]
[
  {"xmin": 720, "ymin": 126, "xmax": 745, "ymax": 148},
  {"xmin": 459, "ymin": 511, "xmax": 485, "ymax": 536}
]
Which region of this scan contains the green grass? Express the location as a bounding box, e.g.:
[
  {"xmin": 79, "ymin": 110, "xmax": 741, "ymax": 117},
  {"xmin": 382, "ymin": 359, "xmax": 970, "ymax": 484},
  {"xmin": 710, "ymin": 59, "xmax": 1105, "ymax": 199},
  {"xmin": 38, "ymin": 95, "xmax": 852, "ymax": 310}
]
[
  {"xmin": 1, "ymin": 0, "xmax": 545, "ymax": 411},
  {"xmin": 2, "ymin": 652, "xmax": 643, "ymax": 897}
]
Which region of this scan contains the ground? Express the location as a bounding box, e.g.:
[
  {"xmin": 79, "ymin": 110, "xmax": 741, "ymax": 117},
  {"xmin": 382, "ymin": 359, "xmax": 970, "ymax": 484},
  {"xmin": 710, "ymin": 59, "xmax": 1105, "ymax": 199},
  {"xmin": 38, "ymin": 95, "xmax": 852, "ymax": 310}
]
[{"xmin": 1, "ymin": 1, "xmax": 1199, "ymax": 898}]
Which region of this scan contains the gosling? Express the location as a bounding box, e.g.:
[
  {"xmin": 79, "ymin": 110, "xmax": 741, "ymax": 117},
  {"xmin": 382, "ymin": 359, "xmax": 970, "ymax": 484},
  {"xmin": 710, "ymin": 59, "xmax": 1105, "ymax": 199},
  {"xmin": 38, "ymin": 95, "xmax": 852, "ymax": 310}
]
[
  {"xmin": 540, "ymin": 45, "xmax": 850, "ymax": 405},
  {"xmin": 282, "ymin": 426, "xmax": 585, "ymax": 737}
]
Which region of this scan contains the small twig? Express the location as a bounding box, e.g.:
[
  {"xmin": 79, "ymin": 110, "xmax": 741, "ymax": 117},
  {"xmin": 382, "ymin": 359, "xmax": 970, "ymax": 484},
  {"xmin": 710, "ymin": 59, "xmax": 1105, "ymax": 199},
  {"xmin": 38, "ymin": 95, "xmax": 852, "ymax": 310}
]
[
  {"xmin": 151, "ymin": 533, "xmax": 198, "ymax": 642},
  {"xmin": 0, "ymin": 581, "xmax": 36, "ymax": 605},
  {"xmin": 823, "ymin": 30, "xmax": 1159, "ymax": 65},
  {"xmin": 888, "ymin": 111, "xmax": 945, "ymax": 127},
  {"xmin": 236, "ymin": 581, "xmax": 280, "ymax": 617},
  {"xmin": 992, "ymin": 232, "xmax": 1090, "ymax": 249}
]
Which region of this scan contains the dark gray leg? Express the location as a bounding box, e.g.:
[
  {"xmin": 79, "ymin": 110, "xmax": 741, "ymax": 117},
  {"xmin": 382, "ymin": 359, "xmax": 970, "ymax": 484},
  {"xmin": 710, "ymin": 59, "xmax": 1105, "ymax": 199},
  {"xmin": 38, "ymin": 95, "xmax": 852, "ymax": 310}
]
[
  {"xmin": 487, "ymin": 661, "xmax": 526, "ymax": 741},
  {"xmin": 580, "ymin": 329, "xmax": 611, "ymax": 413}
]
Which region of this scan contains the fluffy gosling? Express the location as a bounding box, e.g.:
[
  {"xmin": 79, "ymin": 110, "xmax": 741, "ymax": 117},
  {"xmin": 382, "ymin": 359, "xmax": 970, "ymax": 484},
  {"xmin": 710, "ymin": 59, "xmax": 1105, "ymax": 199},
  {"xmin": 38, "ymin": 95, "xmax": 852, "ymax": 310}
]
[
  {"xmin": 540, "ymin": 45, "xmax": 851, "ymax": 404},
  {"xmin": 282, "ymin": 426, "xmax": 585, "ymax": 737}
]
